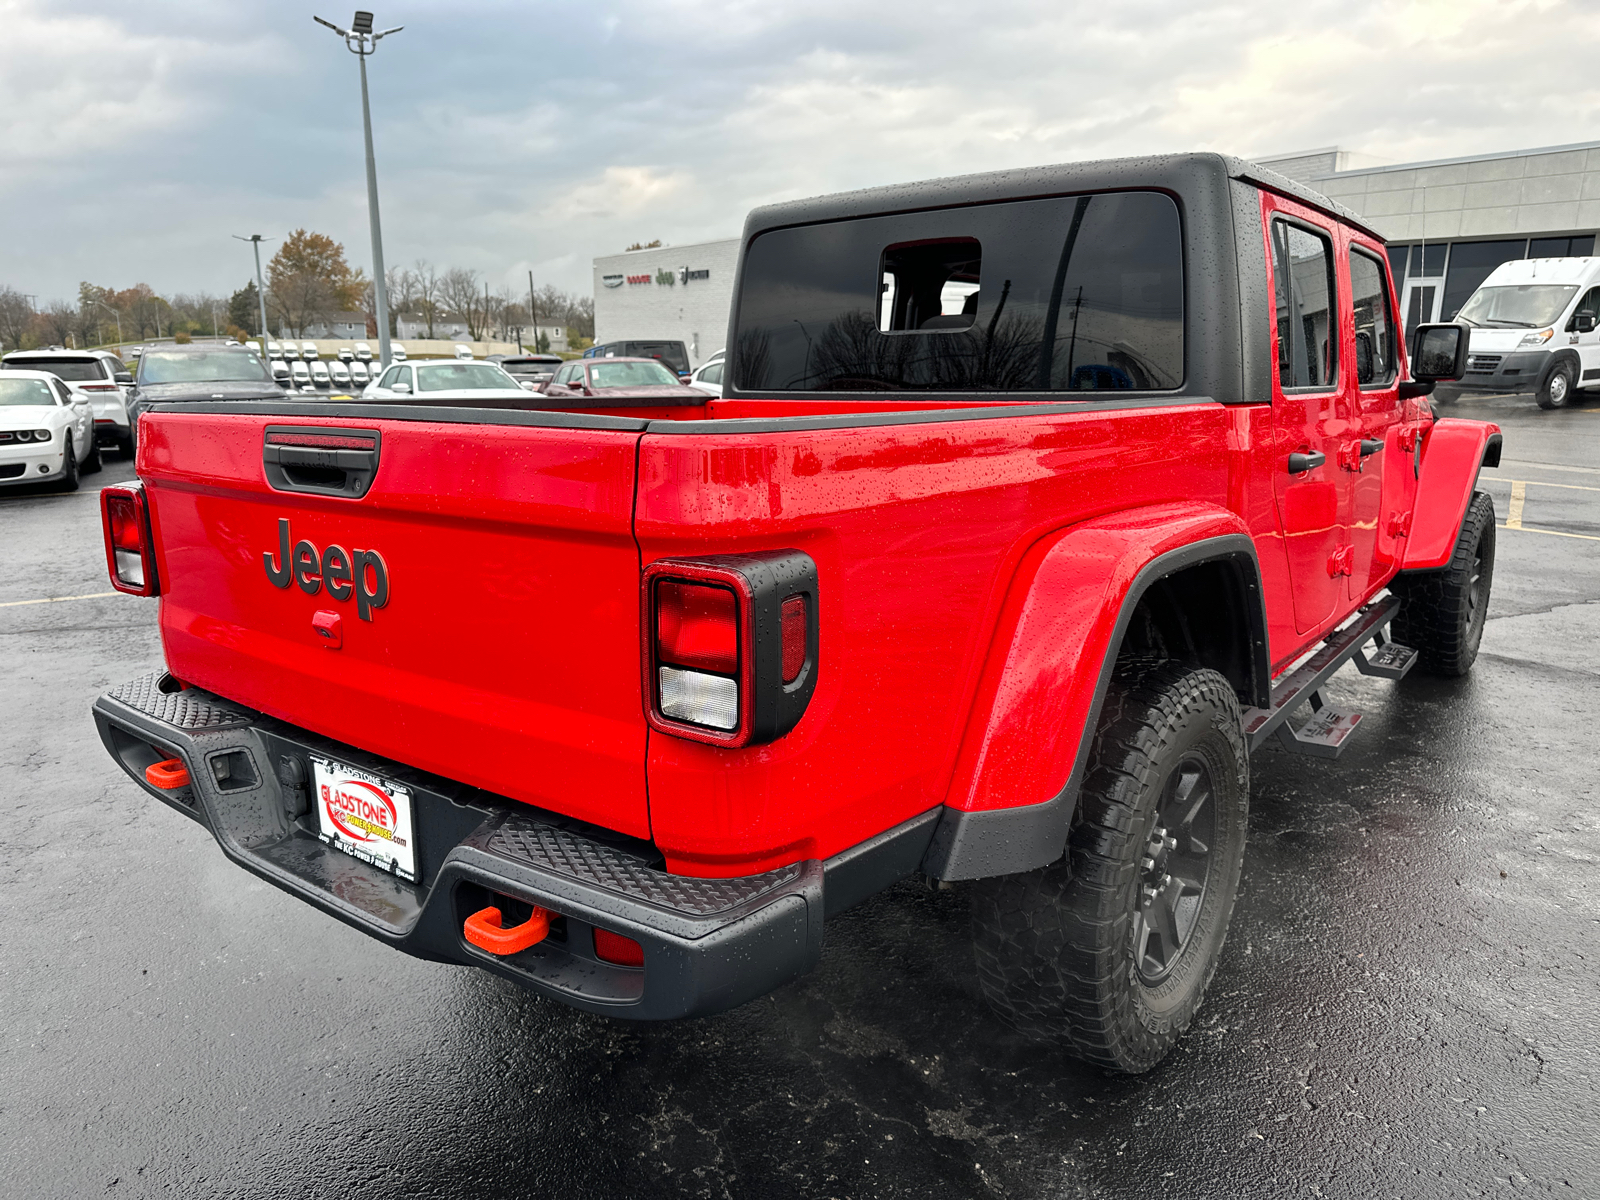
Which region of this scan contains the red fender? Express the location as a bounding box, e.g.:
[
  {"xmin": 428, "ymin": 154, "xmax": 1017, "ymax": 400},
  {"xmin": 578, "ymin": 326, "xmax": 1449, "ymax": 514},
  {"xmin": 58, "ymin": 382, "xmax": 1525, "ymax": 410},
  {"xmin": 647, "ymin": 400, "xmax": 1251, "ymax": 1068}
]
[
  {"xmin": 1402, "ymin": 418, "xmax": 1502, "ymax": 570},
  {"xmin": 944, "ymin": 502, "xmax": 1258, "ymax": 820}
]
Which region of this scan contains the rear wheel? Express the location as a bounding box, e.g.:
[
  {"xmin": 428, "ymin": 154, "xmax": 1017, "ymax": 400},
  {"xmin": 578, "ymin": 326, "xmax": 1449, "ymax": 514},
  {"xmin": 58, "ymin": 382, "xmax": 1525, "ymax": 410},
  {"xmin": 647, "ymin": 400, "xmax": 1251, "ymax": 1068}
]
[
  {"xmin": 970, "ymin": 664, "xmax": 1250, "ymax": 1074},
  {"xmin": 83, "ymin": 437, "xmax": 102, "ymax": 474},
  {"xmin": 1537, "ymin": 360, "xmax": 1575, "ymax": 409},
  {"xmin": 1390, "ymin": 489, "xmax": 1495, "ymax": 676}
]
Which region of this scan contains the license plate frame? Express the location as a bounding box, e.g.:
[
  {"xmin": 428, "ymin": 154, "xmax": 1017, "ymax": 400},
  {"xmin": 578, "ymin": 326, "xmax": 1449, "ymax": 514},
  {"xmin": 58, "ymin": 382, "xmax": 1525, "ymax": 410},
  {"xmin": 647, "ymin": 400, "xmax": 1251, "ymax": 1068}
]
[{"xmin": 311, "ymin": 756, "xmax": 418, "ymax": 882}]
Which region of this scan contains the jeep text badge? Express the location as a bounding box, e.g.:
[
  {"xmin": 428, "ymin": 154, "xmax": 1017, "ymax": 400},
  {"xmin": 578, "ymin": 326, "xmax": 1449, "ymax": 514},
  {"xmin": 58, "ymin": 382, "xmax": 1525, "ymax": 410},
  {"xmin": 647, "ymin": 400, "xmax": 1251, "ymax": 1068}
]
[{"xmin": 263, "ymin": 518, "xmax": 389, "ymax": 620}]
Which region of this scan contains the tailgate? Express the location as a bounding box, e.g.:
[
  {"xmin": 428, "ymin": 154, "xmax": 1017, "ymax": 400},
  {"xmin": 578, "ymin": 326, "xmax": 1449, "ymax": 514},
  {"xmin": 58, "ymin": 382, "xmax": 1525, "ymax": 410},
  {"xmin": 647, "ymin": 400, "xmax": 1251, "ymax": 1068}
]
[{"xmin": 140, "ymin": 407, "xmax": 652, "ymax": 837}]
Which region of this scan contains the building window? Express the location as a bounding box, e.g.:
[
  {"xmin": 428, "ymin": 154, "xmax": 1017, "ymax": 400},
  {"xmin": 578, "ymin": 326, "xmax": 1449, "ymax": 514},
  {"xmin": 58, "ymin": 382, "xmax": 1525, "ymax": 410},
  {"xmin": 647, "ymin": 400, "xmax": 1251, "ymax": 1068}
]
[
  {"xmin": 1530, "ymin": 235, "xmax": 1596, "ymax": 258},
  {"xmin": 1442, "ymin": 239, "xmax": 1528, "ymax": 321}
]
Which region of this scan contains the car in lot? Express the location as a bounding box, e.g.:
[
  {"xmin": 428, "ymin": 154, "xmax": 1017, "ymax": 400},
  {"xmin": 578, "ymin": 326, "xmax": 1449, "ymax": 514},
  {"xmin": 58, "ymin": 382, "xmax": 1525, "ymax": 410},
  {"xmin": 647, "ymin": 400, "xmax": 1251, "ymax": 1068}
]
[
  {"xmin": 301, "ymin": 342, "xmax": 320, "ymax": 362},
  {"xmin": 354, "ymin": 342, "xmax": 373, "ymax": 362},
  {"xmin": 266, "ymin": 341, "xmax": 283, "ymax": 359},
  {"xmin": 90, "ymin": 152, "xmax": 1495, "ymax": 1078},
  {"xmin": 349, "ymin": 361, "xmax": 370, "ymax": 387},
  {"xmin": 391, "ymin": 343, "xmax": 407, "ymax": 361},
  {"xmin": 362, "ymin": 359, "xmax": 531, "ymax": 403},
  {"xmin": 497, "ymin": 354, "xmax": 564, "ymax": 390},
  {"xmin": 329, "ymin": 360, "xmax": 352, "ymax": 390},
  {"xmin": 127, "ymin": 346, "xmax": 286, "ymax": 441},
  {"xmin": 310, "ymin": 361, "xmax": 332, "ymax": 390},
  {"xmin": 0, "ymin": 369, "xmax": 100, "ymax": 489},
  {"xmin": 1, "ymin": 348, "xmax": 135, "ymax": 457},
  {"xmin": 290, "ymin": 361, "xmax": 311, "ymax": 391},
  {"xmin": 453, "ymin": 344, "xmax": 474, "ymax": 360},
  {"xmin": 337, "ymin": 346, "xmax": 355, "ymax": 363},
  {"xmin": 541, "ymin": 356, "xmax": 706, "ymax": 405},
  {"xmin": 685, "ymin": 357, "xmax": 726, "ymax": 397},
  {"xmin": 585, "ymin": 338, "xmax": 691, "ymax": 377},
  {"xmin": 270, "ymin": 360, "xmax": 292, "ymax": 389}
]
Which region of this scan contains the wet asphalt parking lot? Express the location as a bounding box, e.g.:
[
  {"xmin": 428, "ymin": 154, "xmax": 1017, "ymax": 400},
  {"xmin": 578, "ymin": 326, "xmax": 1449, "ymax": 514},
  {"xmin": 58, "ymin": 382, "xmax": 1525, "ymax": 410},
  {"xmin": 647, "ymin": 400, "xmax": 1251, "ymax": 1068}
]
[{"xmin": 3, "ymin": 392, "xmax": 1597, "ymax": 1199}]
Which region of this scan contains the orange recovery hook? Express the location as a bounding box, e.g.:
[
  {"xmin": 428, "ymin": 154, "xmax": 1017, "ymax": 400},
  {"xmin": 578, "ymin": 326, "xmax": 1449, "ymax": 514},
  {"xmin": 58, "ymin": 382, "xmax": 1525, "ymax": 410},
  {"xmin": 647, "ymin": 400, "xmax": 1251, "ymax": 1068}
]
[
  {"xmin": 145, "ymin": 757, "xmax": 190, "ymax": 789},
  {"xmin": 464, "ymin": 905, "xmax": 552, "ymax": 955}
]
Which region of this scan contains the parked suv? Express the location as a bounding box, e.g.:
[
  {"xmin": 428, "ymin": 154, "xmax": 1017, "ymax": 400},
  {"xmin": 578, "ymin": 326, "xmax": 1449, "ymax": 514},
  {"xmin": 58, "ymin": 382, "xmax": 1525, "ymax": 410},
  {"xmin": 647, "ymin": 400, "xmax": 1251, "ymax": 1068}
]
[
  {"xmin": 1, "ymin": 348, "xmax": 134, "ymax": 457},
  {"xmin": 586, "ymin": 339, "xmax": 691, "ymax": 377},
  {"xmin": 93, "ymin": 154, "xmax": 1493, "ymax": 1075},
  {"xmin": 1453, "ymin": 255, "xmax": 1600, "ymax": 408}
]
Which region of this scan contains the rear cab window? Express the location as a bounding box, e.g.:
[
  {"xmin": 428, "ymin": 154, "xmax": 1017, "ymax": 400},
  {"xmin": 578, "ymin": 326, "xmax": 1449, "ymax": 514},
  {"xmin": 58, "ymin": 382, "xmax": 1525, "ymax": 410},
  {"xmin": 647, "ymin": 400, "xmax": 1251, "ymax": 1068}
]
[{"xmin": 732, "ymin": 190, "xmax": 1184, "ymax": 394}]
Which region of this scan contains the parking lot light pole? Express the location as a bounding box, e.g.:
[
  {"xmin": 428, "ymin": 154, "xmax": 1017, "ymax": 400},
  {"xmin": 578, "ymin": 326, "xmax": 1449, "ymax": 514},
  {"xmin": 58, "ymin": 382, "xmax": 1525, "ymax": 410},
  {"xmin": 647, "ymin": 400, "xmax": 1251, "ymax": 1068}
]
[
  {"xmin": 314, "ymin": 11, "xmax": 402, "ymax": 368},
  {"xmin": 232, "ymin": 234, "xmax": 273, "ymax": 347},
  {"xmin": 91, "ymin": 300, "xmax": 121, "ymax": 349}
]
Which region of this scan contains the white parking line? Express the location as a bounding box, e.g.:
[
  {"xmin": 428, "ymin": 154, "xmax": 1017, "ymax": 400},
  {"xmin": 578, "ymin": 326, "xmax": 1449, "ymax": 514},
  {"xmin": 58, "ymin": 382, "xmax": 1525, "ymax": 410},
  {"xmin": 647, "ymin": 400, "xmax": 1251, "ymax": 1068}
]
[{"xmin": 0, "ymin": 591, "xmax": 120, "ymax": 608}]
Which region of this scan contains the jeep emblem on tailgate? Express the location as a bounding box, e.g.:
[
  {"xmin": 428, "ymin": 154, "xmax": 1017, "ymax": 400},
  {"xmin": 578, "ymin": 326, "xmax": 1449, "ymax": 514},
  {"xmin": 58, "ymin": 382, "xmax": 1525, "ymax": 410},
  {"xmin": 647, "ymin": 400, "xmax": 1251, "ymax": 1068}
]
[{"xmin": 263, "ymin": 518, "xmax": 389, "ymax": 620}]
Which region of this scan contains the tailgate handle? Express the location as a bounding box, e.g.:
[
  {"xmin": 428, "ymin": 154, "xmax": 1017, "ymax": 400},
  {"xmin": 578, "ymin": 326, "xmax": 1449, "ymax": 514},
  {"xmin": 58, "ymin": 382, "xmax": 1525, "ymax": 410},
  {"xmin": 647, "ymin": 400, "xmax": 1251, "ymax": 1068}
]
[{"xmin": 263, "ymin": 426, "xmax": 381, "ymax": 498}]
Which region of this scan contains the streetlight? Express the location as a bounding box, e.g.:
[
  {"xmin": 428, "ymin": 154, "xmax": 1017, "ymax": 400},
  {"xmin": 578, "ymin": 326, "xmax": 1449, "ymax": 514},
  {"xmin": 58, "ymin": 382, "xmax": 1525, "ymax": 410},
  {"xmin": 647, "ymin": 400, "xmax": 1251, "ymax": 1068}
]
[
  {"xmin": 313, "ymin": 10, "xmax": 402, "ymax": 368},
  {"xmin": 232, "ymin": 234, "xmax": 274, "ymax": 346},
  {"xmin": 91, "ymin": 299, "xmax": 121, "ymax": 348}
]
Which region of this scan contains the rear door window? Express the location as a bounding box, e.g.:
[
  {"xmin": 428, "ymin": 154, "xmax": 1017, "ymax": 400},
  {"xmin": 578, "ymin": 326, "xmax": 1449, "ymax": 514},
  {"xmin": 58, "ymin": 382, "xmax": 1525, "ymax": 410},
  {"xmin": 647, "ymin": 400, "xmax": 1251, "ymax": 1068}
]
[
  {"xmin": 733, "ymin": 190, "xmax": 1184, "ymax": 393},
  {"xmin": 1271, "ymin": 220, "xmax": 1339, "ymax": 390},
  {"xmin": 1349, "ymin": 247, "xmax": 1398, "ymax": 387}
]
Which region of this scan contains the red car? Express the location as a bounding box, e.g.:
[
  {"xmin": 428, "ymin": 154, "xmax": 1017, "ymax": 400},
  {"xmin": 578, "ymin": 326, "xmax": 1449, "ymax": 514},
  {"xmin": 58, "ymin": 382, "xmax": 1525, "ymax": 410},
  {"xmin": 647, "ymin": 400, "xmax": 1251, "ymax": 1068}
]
[
  {"xmin": 539, "ymin": 356, "xmax": 703, "ymax": 406},
  {"xmin": 94, "ymin": 154, "xmax": 1495, "ymax": 1074}
]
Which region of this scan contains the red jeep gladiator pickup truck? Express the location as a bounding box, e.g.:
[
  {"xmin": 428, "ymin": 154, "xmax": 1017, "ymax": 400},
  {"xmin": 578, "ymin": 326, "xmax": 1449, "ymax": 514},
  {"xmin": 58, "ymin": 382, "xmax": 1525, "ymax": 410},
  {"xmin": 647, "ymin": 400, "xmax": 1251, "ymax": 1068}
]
[{"xmin": 94, "ymin": 154, "xmax": 1500, "ymax": 1073}]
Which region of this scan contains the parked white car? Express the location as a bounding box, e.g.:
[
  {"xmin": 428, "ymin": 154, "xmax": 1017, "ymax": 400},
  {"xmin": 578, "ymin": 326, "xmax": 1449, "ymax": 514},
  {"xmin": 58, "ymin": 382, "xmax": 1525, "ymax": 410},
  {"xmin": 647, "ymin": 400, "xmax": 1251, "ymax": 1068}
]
[
  {"xmin": 686, "ymin": 358, "xmax": 727, "ymax": 398},
  {"xmin": 1, "ymin": 348, "xmax": 135, "ymax": 457},
  {"xmin": 337, "ymin": 346, "xmax": 355, "ymax": 363},
  {"xmin": 0, "ymin": 369, "xmax": 101, "ymax": 490},
  {"xmin": 310, "ymin": 361, "xmax": 332, "ymax": 389},
  {"xmin": 266, "ymin": 340, "xmax": 283, "ymax": 359},
  {"xmin": 390, "ymin": 343, "xmax": 407, "ymax": 361},
  {"xmin": 300, "ymin": 342, "xmax": 320, "ymax": 361},
  {"xmin": 453, "ymin": 344, "xmax": 474, "ymax": 360},
  {"xmin": 270, "ymin": 359, "xmax": 292, "ymax": 388},
  {"xmin": 349, "ymin": 361, "xmax": 370, "ymax": 386},
  {"xmin": 329, "ymin": 360, "xmax": 352, "ymax": 390},
  {"xmin": 363, "ymin": 360, "xmax": 530, "ymax": 403},
  {"xmin": 1454, "ymin": 255, "xmax": 1600, "ymax": 409},
  {"xmin": 353, "ymin": 342, "xmax": 373, "ymax": 362},
  {"xmin": 290, "ymin": 361, "xmax": 312, "ymax": 391}
]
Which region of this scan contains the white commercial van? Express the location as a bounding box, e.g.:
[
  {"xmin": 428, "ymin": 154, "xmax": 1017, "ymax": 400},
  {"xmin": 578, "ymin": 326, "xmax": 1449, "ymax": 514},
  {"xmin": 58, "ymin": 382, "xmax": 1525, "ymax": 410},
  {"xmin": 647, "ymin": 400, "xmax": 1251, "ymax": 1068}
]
[{"xmin": 1454, "ymin": 256, "xmax": 1600, "ymax": 409}]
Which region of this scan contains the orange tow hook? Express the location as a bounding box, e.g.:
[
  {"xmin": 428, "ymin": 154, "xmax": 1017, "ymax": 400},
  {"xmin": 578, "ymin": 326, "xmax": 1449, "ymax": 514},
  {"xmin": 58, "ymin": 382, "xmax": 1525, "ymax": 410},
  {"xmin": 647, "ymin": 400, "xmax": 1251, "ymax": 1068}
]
[
  {"xmin": 464, "ymin": 905, "xmax": 551, "ymax": 956},
  {"xmin": 145, "ymin": 758, "xmax": 190, "ymax": 789}
]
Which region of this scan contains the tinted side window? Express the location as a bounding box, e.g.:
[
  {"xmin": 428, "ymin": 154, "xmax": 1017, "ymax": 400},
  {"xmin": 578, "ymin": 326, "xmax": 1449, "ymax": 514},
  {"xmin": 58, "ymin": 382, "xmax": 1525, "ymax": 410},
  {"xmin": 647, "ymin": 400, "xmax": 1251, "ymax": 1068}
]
[
  {"xmin": 734, "ymin": 190, "xmax": 1184, "ymax": 393},
  {"xmin": 1349, "ymin": 248, "xmax": 1397, "ymax": 387},
  {"xmin": 1271, "ymin": 220, "xmax": 1338, "ymax": 389}
]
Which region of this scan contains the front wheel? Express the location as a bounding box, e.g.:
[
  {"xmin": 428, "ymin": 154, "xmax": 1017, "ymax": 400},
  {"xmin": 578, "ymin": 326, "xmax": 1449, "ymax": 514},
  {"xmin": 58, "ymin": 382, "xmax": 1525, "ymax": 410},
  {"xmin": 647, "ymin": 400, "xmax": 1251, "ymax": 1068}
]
[
  {"xmin": 1537, "ymin": 360, "xmax": 1575, "ymax": 409},
  {"xmin": 970, "ymin": 664, "xmax": 1250, "ymax": 1074},
  {"xmin": 55, "ymin": 441, "xmax": 79, "ymax": 492},
  {"xmin": 1390, "ymin": 490, "xmax": 1495, "ymax": 676}
]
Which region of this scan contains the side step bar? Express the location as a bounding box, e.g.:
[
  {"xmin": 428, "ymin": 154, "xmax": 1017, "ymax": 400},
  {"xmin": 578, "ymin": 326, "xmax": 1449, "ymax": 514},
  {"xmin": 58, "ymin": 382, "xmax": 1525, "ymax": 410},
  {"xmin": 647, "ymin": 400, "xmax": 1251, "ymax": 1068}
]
[{"xmin": 1241, "ymin": 595, "xmax": 1418, "ymax": 759}]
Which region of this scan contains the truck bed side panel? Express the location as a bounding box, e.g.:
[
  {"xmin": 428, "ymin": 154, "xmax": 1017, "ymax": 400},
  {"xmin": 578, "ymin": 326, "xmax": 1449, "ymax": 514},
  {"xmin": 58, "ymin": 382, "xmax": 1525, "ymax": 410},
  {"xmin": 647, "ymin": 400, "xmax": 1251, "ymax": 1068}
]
[
  {"xmin": 141, "ymin": 411, "xmax": 652, "ymax": 837},
  {"xmin": 635, "ymin": 402, "xmax": 1239, "ymax": 874}
]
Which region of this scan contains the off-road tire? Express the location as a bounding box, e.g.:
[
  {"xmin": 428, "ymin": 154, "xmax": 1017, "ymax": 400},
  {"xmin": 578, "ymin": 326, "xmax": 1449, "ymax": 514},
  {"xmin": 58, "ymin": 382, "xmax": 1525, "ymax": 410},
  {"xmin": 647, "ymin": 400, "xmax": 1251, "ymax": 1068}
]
[
  {"xmin": 970, "ymin": 664, "xmax": 1250, "ymax": 1074},
  {"xmin": 1390, "ymin": 489, "xmax": 1495, "ymax": 677},
  {"xmin": 56, "ymin": 441, "xmax": 79, "ymax": 492},
  {"xmin": 1537, "ymin": 359, "xmax": 1575, "ymax": 409}
]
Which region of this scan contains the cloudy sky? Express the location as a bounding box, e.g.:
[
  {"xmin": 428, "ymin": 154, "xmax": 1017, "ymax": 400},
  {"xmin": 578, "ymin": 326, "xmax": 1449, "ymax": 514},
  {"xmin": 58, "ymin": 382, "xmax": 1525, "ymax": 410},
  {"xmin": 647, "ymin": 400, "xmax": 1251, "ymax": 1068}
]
[{"xmin": 3, "ymin": 0, "xmax": 1596, "ymax": 305}]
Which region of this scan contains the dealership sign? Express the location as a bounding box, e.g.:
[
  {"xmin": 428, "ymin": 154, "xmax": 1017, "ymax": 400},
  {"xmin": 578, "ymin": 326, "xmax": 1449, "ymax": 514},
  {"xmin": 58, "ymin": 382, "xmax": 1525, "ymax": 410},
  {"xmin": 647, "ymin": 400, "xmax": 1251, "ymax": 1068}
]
[{"xmin": 602, "ymin": 274, "xmax": 624, "ymax": 288}]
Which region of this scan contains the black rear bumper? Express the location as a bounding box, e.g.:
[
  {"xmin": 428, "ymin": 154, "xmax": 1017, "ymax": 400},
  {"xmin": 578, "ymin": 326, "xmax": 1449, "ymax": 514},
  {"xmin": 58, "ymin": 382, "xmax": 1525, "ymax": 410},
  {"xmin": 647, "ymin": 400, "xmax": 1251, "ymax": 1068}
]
[{"xmin": 93, "ymin": 673, "xmax": 936, "ymax": 1020}]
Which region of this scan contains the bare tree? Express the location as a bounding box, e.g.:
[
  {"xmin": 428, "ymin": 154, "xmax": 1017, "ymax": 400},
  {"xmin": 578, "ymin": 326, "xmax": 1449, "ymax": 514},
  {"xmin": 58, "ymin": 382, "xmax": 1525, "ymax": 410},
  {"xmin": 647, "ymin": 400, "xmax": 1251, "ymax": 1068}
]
[
  {"xmin": 0, "ymin": 287, "xmax": 35, "ymax": 351},
  {"xmin": 439, "ymin": 267, "xmax": 481, "ymax": 339},
  {"xmin": 412, "ymin": 260, "xmax": 441, "ymax": 338},
  {"xmin": 36, "ymin": 301, "xmax": 76, "ymax": 346}
]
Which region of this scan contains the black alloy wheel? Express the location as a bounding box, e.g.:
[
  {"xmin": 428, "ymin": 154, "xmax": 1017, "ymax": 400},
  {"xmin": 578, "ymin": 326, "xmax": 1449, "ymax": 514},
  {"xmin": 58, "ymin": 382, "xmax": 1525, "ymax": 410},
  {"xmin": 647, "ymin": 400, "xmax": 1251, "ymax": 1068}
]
[
  {"xmin": 56, "ymin": 440, "xmax": 79, "ymax": 492},
  {"xmin": 1391, "ymin": 489, "xmax": 1496, "ymax": 677},
  {"xmin": 1132, "ymin": 754, "xmax": 1217, "ymax": 984}
]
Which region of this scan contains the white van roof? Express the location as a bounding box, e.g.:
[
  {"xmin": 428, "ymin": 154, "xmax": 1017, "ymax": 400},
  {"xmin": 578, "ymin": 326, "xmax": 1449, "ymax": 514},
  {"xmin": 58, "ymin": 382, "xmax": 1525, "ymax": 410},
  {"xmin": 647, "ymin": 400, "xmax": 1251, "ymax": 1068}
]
[{"xmin": 1481, "ymin": 256, "xmax": 1600, "ymax": 287}]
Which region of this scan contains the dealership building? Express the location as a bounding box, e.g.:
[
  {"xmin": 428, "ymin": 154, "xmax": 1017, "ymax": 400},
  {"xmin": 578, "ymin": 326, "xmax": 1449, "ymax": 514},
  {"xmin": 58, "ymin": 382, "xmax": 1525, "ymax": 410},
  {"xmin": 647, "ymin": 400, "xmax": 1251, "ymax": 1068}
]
[{"xmin": 592, "ymin": 141, "xmax": 1600, "ymax": 365}]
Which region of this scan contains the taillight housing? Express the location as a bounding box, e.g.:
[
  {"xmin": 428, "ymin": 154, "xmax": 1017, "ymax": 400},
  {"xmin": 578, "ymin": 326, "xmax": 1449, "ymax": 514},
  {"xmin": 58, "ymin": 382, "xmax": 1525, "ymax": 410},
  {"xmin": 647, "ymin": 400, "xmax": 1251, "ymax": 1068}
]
[
  {"xmin": 643, "ymin": 550, "xmax": 819, "ymax": 747},
  {"xmin": 100, "ymin": 483, "xmax": 159, "ymax": 596}
]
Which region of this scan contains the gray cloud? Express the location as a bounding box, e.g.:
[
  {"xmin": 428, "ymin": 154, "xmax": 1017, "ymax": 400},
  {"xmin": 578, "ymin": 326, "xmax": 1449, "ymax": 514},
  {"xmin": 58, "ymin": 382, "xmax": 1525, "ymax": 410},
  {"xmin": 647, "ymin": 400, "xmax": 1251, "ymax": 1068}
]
[{"xmin": 2, "ymin": 0, "xmax": 1596, "ymax": 304}]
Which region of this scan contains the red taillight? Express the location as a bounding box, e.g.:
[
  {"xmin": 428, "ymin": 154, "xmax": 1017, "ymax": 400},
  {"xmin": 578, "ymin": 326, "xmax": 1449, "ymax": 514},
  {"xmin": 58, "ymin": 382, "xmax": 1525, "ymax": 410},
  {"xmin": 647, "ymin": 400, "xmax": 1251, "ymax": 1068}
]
[
  {"xmin": 656, "ymin": 580, "xmax": 737, "ymax": 673},
  {"xmin": 81, "ymin": 383, "xmax": 119, "ymax": 392},
  {"xmin": 780, "ymin": 595, "xmax": 807, "ymax": 683},
  {"xmin": 100, "ymin": 485, "xmax": 158, "ymax": 596},
  {"xmin": 593, "ymin": 927, "xmax": 644, "ymax": 967}
]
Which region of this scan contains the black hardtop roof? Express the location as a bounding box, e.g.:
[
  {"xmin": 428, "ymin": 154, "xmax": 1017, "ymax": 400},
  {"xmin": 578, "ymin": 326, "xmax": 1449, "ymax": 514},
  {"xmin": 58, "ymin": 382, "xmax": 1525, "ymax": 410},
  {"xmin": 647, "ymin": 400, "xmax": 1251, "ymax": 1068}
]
[{"xmin": 742, "ymin": 152, "xmax": 1381, "ymax": 243}]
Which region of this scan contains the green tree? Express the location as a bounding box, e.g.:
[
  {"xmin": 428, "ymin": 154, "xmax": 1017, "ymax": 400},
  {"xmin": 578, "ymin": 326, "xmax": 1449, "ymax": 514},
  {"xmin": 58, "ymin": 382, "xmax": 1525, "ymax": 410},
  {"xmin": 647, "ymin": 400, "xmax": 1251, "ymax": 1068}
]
[{"xmin": 229, "ymin": 281, "xmax": 261, "ymax": 336}]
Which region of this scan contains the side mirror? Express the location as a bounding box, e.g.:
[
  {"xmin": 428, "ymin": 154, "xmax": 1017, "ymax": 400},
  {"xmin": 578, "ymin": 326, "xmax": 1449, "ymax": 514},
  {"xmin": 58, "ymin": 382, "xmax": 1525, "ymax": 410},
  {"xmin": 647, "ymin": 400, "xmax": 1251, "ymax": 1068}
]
[
  {"xmin": 1575, "ymin": 312, "xmax": 1596, "ymax": 334},
  {"xmin": 114, "ymin": 371, "xmax": 133, "ymax": 385},
  {"xmin": 1410, "ymin": 322, "xmax": 1470, "ymax": 382},
  {"xmin": 520, "ymin": 381, "xmax": 539, "ymax": 392},
  {"xmin": 391, "ymin": 381, "xmax": 411, "ymax": 394},
  {"xmin": 1354, "ymin": 331, "xmax": 1374, "ymax": 385}
]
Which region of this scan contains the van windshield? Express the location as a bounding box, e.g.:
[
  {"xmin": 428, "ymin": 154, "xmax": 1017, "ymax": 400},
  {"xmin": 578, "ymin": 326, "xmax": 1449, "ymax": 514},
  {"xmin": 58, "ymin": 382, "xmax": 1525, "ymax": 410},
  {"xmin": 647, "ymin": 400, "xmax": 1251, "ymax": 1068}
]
[{"xmin": 1456, "ymin": 284, "xmax": 1578, "ymax": 329}]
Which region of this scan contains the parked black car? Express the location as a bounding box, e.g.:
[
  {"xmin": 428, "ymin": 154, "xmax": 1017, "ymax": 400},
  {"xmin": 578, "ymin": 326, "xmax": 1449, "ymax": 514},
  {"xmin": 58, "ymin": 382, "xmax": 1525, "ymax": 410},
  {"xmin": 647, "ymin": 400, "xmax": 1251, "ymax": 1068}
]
[
  {"xmin": 127, "ymin": 345, "xmax": 286, "ymax": 448},
  {"xmin": 497, "ymin": 354, "xmax": 566, "ymax": 387}
]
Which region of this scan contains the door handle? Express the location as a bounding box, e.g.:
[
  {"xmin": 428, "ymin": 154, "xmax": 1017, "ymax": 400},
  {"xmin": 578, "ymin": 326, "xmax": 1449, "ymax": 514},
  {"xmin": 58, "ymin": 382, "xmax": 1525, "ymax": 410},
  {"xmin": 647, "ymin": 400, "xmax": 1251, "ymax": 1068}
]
[
  {"xmin": 1287, "ymin": 450, "xmax": 1326, "ymax": 474},
  {"xmin": 1360, "ymin": 438, "xmax": 1384, "ymax": 456}
]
